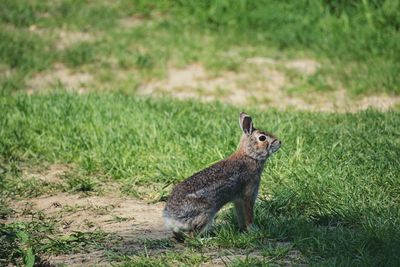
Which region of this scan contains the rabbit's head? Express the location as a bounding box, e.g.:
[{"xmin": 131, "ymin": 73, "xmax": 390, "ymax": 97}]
[{"xmin": 239, "ymin": 112, "xmax": 281, "ymax": 161}]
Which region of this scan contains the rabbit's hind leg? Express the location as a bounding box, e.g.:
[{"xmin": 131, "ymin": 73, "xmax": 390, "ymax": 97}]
[
  {"xmin": 191, "ymin": 212, "xmax": 215, "ymax": 235},
  {"xmin": 165, "ymin": 217, "xmax": 190, "ymax": 242}
]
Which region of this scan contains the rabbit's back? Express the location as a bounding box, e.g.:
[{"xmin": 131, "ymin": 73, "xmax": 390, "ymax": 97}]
[
  {"xmin": 163, "ymin": 154, "xmax": 263, "ymax": 232},
  {"xmin": 167, "ymin": 157, "xmax": 242, "ymax": 206}
]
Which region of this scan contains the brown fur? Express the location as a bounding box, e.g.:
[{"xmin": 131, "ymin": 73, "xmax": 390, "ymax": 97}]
[{"xmin": 163, "ymin": 112, "xmax": 281, "ymax": 238}]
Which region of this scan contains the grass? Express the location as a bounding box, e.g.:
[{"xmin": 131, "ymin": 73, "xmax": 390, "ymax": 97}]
[
  {"xmin": 0, "ymin": 0, "xmax": 399, "ymax": 96},
  {"xmin": 1, "ymin": 1, "xmax": 399, "ymax": 266},
  {"xmin": 0, "ymin": 220, "xmax": 112, "ymax": 266},
  {"xmin": 0, "ymin": 92, "xmax": 399, "ymax": 265},
  {"xmin": 63, "ymin": 171, "xmax": 98, "ymax": 193}
]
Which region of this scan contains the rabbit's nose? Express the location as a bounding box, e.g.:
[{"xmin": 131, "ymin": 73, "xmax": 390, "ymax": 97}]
[{"xmin": 271, "ymin": 139, "xmax": 280, "ymax": 145}]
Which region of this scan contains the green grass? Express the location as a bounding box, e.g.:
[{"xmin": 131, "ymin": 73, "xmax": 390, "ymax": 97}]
[
  {"xmin": 1, "ymin": 1, "xmax": 399, "ymax": 265},
  {"xmin": 133, "ymin": 0, "xmax": 400, "ymax": 94},
  {"xmin": 0, "ymin": 0, "xmax": 399, "ymax": 96},
  {"xmin": 0, "ymin": 92, "xmax": 399, "ymax": 265},
  {"xmin": 0, "ymin": 28, "xmax": 54, "ymax": 72}
]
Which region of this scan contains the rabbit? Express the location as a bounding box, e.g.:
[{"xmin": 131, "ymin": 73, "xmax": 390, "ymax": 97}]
[{"xmin": 163, "ymin": 112, "xmax": 281, "ymax": 240}]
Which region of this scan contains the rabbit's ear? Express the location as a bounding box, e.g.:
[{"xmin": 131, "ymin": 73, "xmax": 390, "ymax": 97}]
[{"xmin": 239, "ymin": 112, "xmax": 253, "ymax": 135}]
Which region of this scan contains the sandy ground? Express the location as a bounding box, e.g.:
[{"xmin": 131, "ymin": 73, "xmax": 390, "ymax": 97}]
[{"xmin": 9, "ymin": 193, "xmax": 167, "ymax": 266}]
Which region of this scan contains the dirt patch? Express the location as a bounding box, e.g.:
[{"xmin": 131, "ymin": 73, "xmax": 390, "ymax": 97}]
[
  {"xmin": 139, "ymin": 64, "xmax": 282, "ymax": 104},
  {"xmin": 23, "ymin": 164, "xmax": 72, "ymax": 184},
  {"xmin": 0, "ymin": 64, "xmax": 14, "ymax": 78},
  {"xmin": 353, "ymin": 95, "xmax": 400, "ymax": 111},
  {"xmin": 26, "ymin": 63, "xmax": 92, "ymax": 93},
  {"xmin": 10, "ymin": 194, "xmax": 166, "ymax": 237},
  {"xmin": 292, "ymin": 89, "xmax": 400, "ymax": 112},
  {"xmin": 7, "ymin": 193, "xmax": 168, "ymax": 265},
  {"xmin": 56, "ymin": 30, "xmax": 95, "ymax": 50},
  {"xmin": 118, "ymin": 16, "xmax": 146, "ymax": 29},
  {"xmin": 29, "ymin": 26, "xmax": 96, "ymax": 50},
  {"xmin": 245, "ymin": 57, "xmax": 277, "ymax": 65},
  {"xmin": 138, "ymin": 62, "xmax": 309, "ymax": 109},
  {"xmin": 246, "ymin": 57, "xmax": 320, "ymax": 75},
  {"xmin": 284, "ymin": 59, "xmax": 320, "ymax": 75},
  {"xmin": 138, "ymin": 60, "xmax": 400, "ymax": 112}
]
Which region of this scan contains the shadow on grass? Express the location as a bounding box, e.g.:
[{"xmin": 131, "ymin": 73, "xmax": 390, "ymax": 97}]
[{"xmin": 253, "ymin": 200, "xmax": 400, "ymax": 266}]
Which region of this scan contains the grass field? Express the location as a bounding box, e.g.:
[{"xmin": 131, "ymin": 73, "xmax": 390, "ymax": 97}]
[
  {"xmin": 1, "ymin": 0, "xmax": 399, "ymax": 100},
  {"xmin": 1, "ymin": 93, "xmax": 399, "ymax": 266},
  {"xmin": 1, "ymin": 1, "xmax": 400, "ymax": 266}
]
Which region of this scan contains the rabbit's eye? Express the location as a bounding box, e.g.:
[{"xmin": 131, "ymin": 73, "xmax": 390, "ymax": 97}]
[{"xmin": 258, "ymin": 135, "xmax": 267, "ymax": 142}]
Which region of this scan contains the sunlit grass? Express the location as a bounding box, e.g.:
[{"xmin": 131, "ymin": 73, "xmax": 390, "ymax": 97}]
[
  {"xmin": 0, "ymin": 92, "xmax": 399, "ymax": 265},
  {"xmin": 0, "ymin": 0, "xmax": 399, "ymax": 95},
  {"xmin": 1, "ymin": 0, "xmax": 399, "ymax": 265}
]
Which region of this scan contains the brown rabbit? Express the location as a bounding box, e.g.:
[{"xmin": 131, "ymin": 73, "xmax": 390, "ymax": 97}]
[{"xmin": 163, "ymin": 112, "xmax": 281, "ymax": 239}]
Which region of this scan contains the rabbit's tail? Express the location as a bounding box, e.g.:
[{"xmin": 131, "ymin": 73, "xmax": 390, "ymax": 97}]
[
  {"xmin": 163, "ymin": 209, "xmax": 214, "ymax": 235},
  {"xmin": 163, "ymin": 209, "xmax": 191, "ymax": 233}
]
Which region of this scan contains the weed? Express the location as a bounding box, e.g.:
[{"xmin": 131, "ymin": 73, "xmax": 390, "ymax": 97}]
[
  {"xmin": 65, "ymin": 175, "xmax": 97, "ymax": 193},
  {"xmin": 0, "ymin": 163, "xmax": 63, "ymax": 199},
  {"xmin": 16, "ymin": 231, "xmax": 35, "ymax": 267},
  {"xmin": 63, "ymin": 42, "xmax": 96, "ymax": 67},
  {"xmin": 262, "ymin": 243, "xmax": 291, "ymax": 260},
  {"xmin": 43, "ymin": 230, "xmax": 112, "ymax": 255},
  {"xmin": 0, "ymin": 221, "xmax": 56, "ymax": 266},
  {"xmin": 135, "ymin": 52, "xmax": 153, "ymax": 69},
  {"xmin": 0, "ymin": 29, "xmax": 54, "ymax": 72}
]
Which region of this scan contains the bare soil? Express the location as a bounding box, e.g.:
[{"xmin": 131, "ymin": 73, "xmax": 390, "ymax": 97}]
[
  {"xmin": 29, "ymin": 26, "xmax": 96, "ymax": 50},
  {"xmin": 118, "ymin": 16, "xmax": 146, "ymax": 29},
  {"xmin": 3, "ymin": 164, "xmax": 304, "ymax": 266},
  {"xmin": 138, "ymin": 59, "xmax": 400, "ymax": 112},
  {"xmin": 8, "ymin": 193, "xmax": 168, "ymax": 266},
  {"xmin": 26, "ymin": 63, "xmax": 93, "ymax": 94},
  {"xmin": 22, "ymin": 163, "xmax": 72, "ymax": 184}
]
